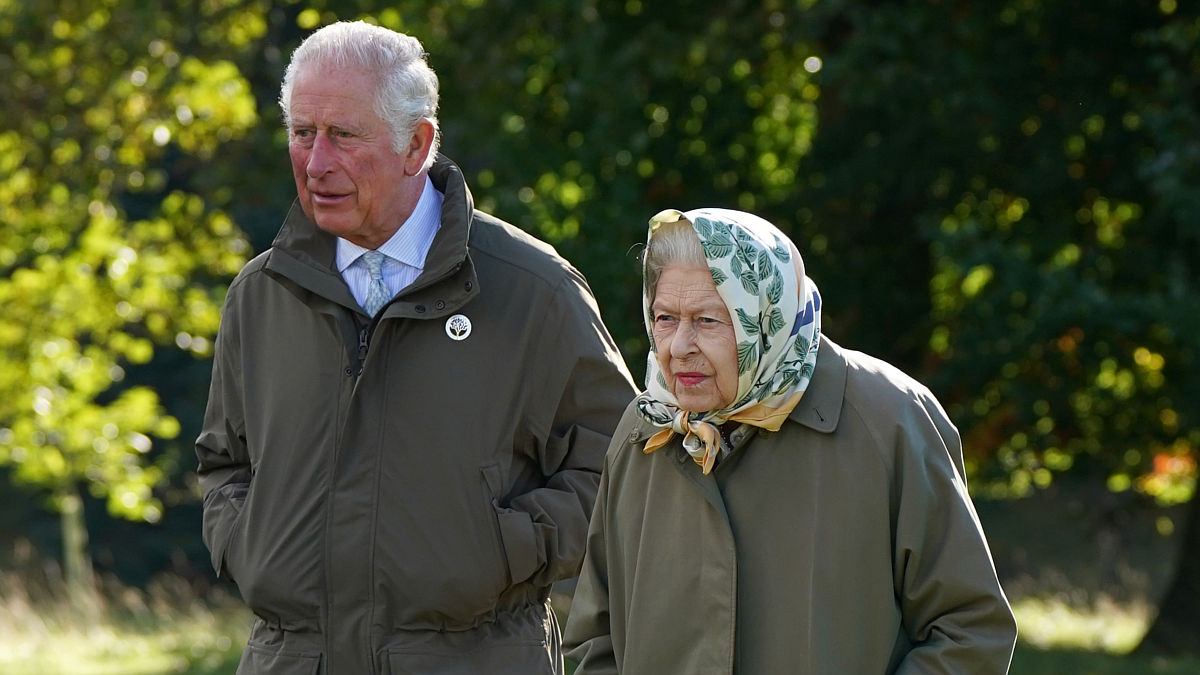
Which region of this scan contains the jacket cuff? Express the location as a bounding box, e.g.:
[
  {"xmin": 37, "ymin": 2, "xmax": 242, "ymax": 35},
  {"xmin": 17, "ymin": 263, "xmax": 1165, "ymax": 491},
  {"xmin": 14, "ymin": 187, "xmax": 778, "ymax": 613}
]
[{"xmin": 494, "ymin": 506, "xmax": 539, "ymax": 586}]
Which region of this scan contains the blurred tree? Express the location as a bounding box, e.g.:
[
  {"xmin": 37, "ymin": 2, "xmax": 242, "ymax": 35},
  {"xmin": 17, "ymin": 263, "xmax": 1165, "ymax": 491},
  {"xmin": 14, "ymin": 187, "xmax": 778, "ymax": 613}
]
[
  {"xmin": 0, "ymin": 0, "xmax": 254, "ymax": 600},
  {"xmin": 806, "ymin": 0, "xmax": 1199, "ymax": 655},
  {"xmin": 4, "ymin": 0, "xmax": 1199, "ymax": 651}
]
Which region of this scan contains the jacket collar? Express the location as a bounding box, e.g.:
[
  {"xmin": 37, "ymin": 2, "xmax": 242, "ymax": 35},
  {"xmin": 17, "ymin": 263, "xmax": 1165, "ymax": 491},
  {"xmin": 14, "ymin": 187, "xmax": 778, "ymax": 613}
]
[
  {"xmin": 786, "ymin": 334, "xmax": 845, "ymax": 434},
  {"xmin": 263, "ymin": 154, "xmax": 479, "ymax": 318}
]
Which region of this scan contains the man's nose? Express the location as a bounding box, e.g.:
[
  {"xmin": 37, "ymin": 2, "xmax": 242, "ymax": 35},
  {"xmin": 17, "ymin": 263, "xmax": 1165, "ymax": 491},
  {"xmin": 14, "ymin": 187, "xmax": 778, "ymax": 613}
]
[{"xmin": 306, "ymin": 133, "xmax": 336, "ymax": 177}]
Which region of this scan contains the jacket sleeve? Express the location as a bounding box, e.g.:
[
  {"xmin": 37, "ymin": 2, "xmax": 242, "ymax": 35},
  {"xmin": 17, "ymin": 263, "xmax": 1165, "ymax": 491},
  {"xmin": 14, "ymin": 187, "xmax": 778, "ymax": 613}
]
[
  {"xmin": 194, "ymin": 287, "xmax": 251, "ymax": 582},
  {"xmin": 562, "ymin": 452, "xmax": 619, "ymax": 675},
  {"xmin": 497, "ymin": 270, "xmax": 636, "ymax": 590},
  {"xmin": 892, "ymin": 390, "xmax": 1018, "ymax": 674}
]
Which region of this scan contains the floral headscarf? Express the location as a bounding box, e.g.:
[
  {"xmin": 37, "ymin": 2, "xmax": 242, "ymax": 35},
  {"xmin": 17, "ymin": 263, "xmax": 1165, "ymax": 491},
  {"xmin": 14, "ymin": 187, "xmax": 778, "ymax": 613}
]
[{"xmin": 635, "ymin": 208, "xmax": 822, "ymax": 473}]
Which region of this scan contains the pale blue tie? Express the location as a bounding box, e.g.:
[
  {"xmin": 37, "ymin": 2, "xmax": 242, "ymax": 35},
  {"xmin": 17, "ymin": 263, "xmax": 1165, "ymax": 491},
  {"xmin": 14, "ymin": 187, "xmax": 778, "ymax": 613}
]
[{"xmin": 361, "ymin": 250, "xmax": 391, "ymax": 316}]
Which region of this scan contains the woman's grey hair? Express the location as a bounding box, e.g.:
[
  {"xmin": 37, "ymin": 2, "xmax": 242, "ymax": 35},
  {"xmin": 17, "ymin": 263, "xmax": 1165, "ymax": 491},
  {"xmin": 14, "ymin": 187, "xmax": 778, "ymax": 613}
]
[
  {"xmin": 279, "ymin": 21, "xmax": 441, "ymax": 170},
  {"xmin": 644, "ymin": 219, "xmax": 708, "ymax": 306}
]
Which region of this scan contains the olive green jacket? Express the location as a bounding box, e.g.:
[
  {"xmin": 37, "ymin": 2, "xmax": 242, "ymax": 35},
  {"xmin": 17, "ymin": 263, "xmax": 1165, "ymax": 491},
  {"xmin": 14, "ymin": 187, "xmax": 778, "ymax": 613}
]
[
  {"xmin": 564, "ymin": 336, "xmax": 1017, "ymax": 674},
  {"xmin": 196, "ymin": 155, "xmax": 636, "ymax": 674}
]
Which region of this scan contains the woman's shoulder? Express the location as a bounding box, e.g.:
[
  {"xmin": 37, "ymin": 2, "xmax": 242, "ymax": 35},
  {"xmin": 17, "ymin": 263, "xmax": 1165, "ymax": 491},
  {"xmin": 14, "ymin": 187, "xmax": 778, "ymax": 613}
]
[
  {"xmin": 603, "ymin": 396, "xmax": 674, "ymax": 469},
  {"xmin": 828, "ymin": 338, "xmax": 942, "ymax": 415}
]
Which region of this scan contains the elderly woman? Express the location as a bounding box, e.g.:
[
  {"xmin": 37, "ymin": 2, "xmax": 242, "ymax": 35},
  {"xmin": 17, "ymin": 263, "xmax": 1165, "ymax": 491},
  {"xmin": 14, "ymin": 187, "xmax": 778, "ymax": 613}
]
[{"xmin": 563, "ymin": 209, "xmax": 1017, "ymax": 674}]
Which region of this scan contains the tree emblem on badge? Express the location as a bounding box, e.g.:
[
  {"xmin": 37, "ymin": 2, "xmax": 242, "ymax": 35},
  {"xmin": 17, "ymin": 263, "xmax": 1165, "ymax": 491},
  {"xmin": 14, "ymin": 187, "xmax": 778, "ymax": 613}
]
[{"xmin": 445, "ymin": 314, "xmax": 472, "ymax": 341}]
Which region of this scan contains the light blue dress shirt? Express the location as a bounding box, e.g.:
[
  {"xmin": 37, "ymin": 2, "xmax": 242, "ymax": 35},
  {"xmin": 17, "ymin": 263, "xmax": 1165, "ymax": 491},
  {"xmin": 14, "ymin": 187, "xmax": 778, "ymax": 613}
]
[{"xmin": 336, "ymin": 177, "xmax": 443, "ymax": 311}]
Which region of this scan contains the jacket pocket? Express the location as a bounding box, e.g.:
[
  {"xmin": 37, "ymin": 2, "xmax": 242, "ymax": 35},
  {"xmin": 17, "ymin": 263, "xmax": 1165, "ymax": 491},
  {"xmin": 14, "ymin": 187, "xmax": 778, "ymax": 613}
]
[
  {"xmin": 493, "ymin": 502, "xmax": 538, "ymax": 586},
  {"xmin": 203, "ymin": 481, "xmax": 248, "ymax": 580},
  {"xmin": 237, "ymin": 621, "xmax": 322, "ymax": 675},
  {"xmin": 236, "ymin": 644, "xmax": 321, "ymax": 675}
]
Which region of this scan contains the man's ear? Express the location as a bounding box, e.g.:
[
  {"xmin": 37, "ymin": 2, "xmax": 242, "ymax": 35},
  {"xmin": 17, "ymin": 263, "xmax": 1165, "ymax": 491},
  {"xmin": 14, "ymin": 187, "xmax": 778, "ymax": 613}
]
[{"xmin": 402, "ymin": 119, "xmax": 435, "ymax": 176}]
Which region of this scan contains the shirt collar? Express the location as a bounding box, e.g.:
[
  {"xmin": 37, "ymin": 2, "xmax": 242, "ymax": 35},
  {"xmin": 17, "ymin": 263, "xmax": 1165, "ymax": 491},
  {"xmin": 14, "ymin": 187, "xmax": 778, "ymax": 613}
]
[{"xmin": 335, "ymin": 176, "xmax": 443, "ymax": 272}]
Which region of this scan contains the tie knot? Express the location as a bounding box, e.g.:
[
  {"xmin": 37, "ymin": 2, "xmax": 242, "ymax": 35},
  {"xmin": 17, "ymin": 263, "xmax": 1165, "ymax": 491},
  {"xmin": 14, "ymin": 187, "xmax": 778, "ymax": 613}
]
[{"xmin": 361, "ymin": 250, "xmax": 386, "ymax": 281}]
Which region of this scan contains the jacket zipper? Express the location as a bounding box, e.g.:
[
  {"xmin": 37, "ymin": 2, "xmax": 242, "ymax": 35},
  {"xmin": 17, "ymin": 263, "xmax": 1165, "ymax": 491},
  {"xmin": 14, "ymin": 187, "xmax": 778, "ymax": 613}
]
[{"xmin": 356, "ymin": 326, "xmax": 370, "ymax": 375}]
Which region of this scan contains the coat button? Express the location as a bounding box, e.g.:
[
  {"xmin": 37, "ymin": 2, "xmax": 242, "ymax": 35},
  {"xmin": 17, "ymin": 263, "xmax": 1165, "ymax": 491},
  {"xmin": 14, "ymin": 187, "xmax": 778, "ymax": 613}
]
[
  {"xmin": 415, "ymin": 304, "xmax": 426, "ymax": 313},
  {"xmin": 344, "ymin": 367, "xmax": 353, "ymax": 376},
  {"xmin": 465, "ymin": 280, "xmax": 473, "ymax": 291},
  {"xmin": 435, "ymin": 300, "xmax": 446, "ymax": 310}
]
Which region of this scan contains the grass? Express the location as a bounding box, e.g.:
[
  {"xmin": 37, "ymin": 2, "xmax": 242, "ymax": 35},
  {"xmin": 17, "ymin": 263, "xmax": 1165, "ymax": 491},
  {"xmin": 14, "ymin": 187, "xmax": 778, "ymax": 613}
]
[
  {"xmin": 0, "ymin": 547, "xmax": 249, "ymax": 675},
  {"xmin": 4, "ymin": 574, "xmax": 1196, "ymax": 674}
]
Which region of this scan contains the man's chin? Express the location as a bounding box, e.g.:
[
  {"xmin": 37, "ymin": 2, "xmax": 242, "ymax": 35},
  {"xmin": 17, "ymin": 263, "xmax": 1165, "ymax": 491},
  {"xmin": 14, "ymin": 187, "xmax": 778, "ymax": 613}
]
[{"xmin": 312, "ymin": 216, "xmax": 357, "ymax": 237}]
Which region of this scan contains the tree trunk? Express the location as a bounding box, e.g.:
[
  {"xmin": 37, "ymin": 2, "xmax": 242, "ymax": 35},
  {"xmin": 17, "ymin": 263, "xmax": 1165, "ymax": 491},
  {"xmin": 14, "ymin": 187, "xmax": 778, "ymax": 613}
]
[
  {"xmin": 1135, "ymin": 491, "xmax": 1200, "ymax": 656},
  {"xmin": 59, "ymin": 483, "xmax": 97, "ymax": 609}
]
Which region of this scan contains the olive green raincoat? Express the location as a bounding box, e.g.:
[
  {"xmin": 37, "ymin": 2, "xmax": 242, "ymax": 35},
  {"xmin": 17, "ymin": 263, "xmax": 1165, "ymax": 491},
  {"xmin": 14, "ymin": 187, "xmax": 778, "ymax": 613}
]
[
  {"xmin": 565, "ymin": 336, "xmax": 1017, "ymax": 674},
  {"xmin": 196, "ymin": 155, "xmax": 636, "ymax": 674}
]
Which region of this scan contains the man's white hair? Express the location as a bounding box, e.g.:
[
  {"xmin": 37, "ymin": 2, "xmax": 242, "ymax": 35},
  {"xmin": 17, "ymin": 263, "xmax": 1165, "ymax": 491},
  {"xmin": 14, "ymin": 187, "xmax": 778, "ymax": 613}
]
[{"xmin": 279, "ymin": 21, "xmax": 440, "ymax": 169}]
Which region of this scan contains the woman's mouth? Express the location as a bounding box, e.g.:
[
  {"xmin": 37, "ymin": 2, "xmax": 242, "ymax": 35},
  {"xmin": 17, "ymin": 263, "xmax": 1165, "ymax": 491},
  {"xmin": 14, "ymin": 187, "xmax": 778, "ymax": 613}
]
[{"xmin": 676, "ymin": 372, "xmax": 708, "ymax": 387}]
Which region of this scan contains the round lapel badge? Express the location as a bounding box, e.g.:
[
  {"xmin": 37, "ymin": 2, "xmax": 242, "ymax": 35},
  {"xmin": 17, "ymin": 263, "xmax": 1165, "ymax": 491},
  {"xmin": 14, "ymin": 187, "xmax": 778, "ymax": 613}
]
[{"xmin": 445, "ymin": 314, "xmax": 472, "ymax": 341}]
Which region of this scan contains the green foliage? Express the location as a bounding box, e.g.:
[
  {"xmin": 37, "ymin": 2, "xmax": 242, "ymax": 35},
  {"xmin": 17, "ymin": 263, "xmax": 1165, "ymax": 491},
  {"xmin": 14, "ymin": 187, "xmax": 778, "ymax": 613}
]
[
  {"xmin": 805, "ymin": 1, "xmax": 1200, "ymax": 500},
  {"xmin": 2, "ymin": 0, "xmax": 1199, "ymax": 596},
  {"xmin": 0, "ymin": 0, "xmax": 254, "ymax": 523}
]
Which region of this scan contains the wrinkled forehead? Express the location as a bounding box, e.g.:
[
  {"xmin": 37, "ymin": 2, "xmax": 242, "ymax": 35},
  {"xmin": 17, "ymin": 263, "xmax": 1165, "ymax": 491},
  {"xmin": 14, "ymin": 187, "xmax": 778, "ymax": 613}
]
[{"xmin": 651, "ymin": 266, "xmax": 729, "ymax": 313}]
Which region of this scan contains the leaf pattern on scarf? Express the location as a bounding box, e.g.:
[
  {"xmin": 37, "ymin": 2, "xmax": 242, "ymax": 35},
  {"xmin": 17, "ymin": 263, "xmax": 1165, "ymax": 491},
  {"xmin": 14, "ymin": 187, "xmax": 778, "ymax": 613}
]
[
  {"xmin": 696, "ymin": 218, "xmax": 734, "ymax": 259},
  {"xmin": 737, "ymin": 340, "xmax": 757, "ymax": 375},
  {"xmin": 757, "ymin": 249, "xmax": 774, "ymax": 282},
  {"xmin": 737, "ymin": 265, "xmax": 759, "ymax": 295},
  {"xmin": 766, "ymin": 268, "xmax": 784, "ymax": 305},
  {"xmin": 794, "ymin": 334, "xmax": 810, "ymax": 358},
  {"xmin": 737, "ymin": 308, "xmax": 760, "ymax": 335},
  {"xmin": 766, "ymin": 306, "xmax": 785, "ymax": 337}
]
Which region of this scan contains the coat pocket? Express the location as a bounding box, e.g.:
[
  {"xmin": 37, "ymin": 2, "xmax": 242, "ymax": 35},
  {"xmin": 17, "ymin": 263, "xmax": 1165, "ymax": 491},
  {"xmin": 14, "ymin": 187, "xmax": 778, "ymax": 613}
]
[
  {"xmin": 236, "ymin": 644, "xmax": 321, "ymax": 674},
  {"xmin": 203, "ymin": 482, "xmax": 248, "ymax": 581}
]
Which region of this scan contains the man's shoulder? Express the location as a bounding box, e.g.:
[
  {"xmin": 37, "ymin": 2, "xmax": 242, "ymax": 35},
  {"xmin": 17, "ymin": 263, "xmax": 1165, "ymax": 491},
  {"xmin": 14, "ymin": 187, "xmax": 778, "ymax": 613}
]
[
  {"xmin": 226, "ymin": 249, "xmax": 273, "ymax": 294},
  {"xmin": 468, "ymin": 210, "xmax": 580, "ymax": 287}
]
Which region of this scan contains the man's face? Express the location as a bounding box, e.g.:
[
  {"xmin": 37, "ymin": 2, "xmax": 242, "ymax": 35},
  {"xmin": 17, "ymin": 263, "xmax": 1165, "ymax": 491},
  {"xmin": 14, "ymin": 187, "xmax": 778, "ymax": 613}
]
[{"xmin": 286, "ymin": 64, "xmax": 427, "ymax": 248}]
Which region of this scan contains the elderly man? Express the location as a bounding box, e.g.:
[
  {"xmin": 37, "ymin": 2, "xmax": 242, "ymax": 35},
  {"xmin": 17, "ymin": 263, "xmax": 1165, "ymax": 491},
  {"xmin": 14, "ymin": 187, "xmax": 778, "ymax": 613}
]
[{"xmin": 195, "ymin": 21, "xmax": 635, "ymax": 674}]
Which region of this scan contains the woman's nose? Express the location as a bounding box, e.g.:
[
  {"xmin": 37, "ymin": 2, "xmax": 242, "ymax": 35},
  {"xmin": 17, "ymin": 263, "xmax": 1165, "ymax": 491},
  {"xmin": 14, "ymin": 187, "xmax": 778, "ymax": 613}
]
[{"xmin": 670, "ymin": 322, "xmax": 699, "ymax": 357}]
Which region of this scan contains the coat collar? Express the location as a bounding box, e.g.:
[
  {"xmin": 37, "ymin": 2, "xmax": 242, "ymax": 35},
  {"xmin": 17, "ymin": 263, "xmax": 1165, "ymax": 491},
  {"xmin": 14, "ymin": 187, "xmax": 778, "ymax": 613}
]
[
  {"xmin": 786, "ymin": 334, "xmax": 845, "ymax": 434},
  {"xmin": 262, "ymin": 154, "xmax": 479, "ymax": 318}
]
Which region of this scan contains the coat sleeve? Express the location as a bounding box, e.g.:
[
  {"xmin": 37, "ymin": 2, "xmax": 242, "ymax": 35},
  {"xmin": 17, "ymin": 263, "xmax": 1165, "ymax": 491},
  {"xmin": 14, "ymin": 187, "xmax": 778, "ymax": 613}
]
[
  {"xmin": 498, "ymin": 270, "xmax": 636, "ymax": 590},
  {"xmin": 892, "ymin": 389, "xmax": 1018, "ymax": 674},
  {"xmin": 194, "ymin": 286, "xmax": 251, "ymax": 582},
  {"xmin": 562, "ymin": 450, "xmax": 619, "ymax": 675}
]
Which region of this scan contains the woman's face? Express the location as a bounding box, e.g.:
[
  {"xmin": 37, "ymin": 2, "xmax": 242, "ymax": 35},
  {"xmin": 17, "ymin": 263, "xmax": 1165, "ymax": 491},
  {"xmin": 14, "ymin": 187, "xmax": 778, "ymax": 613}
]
[{"xmin": 651, "ymin": 265, "xmax": 739, "ymax": 413}]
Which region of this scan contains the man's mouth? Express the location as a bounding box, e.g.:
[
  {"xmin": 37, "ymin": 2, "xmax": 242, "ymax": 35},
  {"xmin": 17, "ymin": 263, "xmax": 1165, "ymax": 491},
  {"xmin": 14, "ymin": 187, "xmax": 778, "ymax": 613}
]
[{"xmin": 311, "ymin": 190, "xmax": 350, "ymax": 207}]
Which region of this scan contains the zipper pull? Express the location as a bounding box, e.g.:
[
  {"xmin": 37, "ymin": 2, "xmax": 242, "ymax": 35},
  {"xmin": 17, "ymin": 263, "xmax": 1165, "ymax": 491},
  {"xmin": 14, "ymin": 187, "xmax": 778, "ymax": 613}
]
[{"xmin": 358, "ymin": 327, "xmax": 370, "ymax": 364}]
